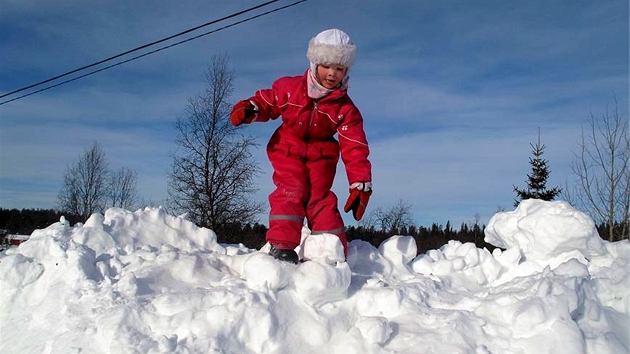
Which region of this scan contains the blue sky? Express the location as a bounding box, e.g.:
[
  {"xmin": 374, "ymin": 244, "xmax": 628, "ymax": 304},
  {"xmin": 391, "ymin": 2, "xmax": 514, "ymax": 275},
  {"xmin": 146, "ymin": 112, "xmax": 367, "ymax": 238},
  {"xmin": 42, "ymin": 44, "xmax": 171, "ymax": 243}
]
[{"xmin": 0, "ymin": 0, "xmax": 628, "ymax": 228}]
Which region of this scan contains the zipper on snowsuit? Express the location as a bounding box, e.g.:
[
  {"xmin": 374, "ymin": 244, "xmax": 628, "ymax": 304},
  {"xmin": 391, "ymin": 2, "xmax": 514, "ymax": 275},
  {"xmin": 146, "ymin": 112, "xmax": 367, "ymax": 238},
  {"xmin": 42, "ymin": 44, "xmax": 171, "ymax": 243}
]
[{"xmin": 306, "ymin": 101, "xmax": 318, "ymax": 143}]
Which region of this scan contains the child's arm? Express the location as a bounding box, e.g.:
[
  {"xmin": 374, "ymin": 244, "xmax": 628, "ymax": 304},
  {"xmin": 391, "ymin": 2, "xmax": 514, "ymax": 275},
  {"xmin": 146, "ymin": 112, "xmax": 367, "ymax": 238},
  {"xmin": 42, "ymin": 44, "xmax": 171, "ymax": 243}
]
[
  {"xmin": 338, "ymin": 105, "xmax": 372, "ymax": 185},
  {"xmin": 247, "ymin": 78, "xmax": 289, "ymax": 122},
  {"xmin": 339, "ymin": 106, "xmax": 372, "ymax": 221}
]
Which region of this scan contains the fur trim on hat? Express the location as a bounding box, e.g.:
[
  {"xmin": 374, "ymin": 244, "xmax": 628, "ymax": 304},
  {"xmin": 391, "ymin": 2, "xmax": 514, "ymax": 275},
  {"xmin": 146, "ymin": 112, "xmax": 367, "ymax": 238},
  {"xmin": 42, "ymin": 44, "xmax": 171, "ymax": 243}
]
[{"xmin": 306, "ymin": 29, "xmax": 356, "ymax": 67}]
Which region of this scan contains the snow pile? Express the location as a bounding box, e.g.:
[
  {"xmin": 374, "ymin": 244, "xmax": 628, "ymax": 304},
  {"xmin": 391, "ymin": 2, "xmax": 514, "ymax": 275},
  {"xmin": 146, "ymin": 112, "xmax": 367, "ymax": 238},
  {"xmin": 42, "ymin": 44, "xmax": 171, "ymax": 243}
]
[{"xmin": 1, "ymin": 200, "xmax": 628, "ymax": 353}]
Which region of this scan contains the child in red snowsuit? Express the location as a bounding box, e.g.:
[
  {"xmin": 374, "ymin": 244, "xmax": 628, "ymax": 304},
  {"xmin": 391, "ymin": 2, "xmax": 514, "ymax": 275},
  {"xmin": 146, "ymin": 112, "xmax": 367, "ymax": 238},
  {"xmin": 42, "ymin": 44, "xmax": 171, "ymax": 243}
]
[{"xmin": 230, "ymin": 29, "xmax": 372, "ymax": 263}]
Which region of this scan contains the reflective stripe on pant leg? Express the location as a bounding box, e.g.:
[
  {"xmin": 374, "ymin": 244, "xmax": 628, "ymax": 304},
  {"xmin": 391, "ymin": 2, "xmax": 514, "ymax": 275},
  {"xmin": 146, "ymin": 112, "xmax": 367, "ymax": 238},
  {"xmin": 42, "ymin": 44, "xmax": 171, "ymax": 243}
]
[
  {"xmin": 311, "ymin": 227, "xmax": 346, "ymax": 235},
  {"xmin": 267, "ymin": 214, "xmax": 304, "ymax": 249}
]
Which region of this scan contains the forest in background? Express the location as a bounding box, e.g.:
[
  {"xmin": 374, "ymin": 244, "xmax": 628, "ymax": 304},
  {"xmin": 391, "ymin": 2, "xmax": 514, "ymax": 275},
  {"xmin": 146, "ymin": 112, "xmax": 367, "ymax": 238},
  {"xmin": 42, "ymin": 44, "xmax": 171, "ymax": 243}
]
[
  {"xmin": 2, "ymin": 207, "xmax": 626, "ymax": 255},
  {"xmin": 0, "ymin": 207, "xmax": 494, "ymax": 254}
]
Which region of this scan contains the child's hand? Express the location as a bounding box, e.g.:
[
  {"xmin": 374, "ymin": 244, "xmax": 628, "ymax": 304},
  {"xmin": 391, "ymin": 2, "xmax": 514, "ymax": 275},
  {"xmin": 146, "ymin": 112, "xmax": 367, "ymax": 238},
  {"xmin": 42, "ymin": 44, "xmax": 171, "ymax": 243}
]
[
  {"xmin": 344, "ymin": 182, "xmax": 372, "ymax": 221},
  {"xmin": 230, "ymin": 100, "xmax": 257, "ymax": 126}
]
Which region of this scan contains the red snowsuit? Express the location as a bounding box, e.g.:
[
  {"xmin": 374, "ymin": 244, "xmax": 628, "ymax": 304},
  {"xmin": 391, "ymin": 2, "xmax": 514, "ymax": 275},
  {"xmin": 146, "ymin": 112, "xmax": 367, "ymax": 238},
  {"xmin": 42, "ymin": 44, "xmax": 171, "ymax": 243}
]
[{"xmin": 248, "ymin": 70, "xmax": 371, "ymax": 254}]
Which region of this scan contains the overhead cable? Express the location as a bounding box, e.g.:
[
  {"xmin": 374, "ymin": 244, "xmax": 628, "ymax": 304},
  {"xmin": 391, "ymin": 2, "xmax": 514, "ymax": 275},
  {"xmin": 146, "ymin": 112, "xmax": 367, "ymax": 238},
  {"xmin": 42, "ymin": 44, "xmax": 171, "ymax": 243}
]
[{"xmin": 0, "ymin": 0, "xmax": 306, "ymax": 104}]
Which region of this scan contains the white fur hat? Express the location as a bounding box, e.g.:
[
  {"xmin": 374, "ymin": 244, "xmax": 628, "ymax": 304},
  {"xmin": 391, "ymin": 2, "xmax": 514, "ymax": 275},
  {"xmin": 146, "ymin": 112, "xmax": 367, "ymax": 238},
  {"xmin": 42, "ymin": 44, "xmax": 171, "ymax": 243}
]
[{"xmin": 306, "ymin": 29, "xmax": 356, "ymax": 68}]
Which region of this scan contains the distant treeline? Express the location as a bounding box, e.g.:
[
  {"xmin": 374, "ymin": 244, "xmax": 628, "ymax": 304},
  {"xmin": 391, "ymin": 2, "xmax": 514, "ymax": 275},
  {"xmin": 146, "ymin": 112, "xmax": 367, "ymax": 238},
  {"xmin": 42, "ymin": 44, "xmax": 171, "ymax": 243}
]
[
  {"xmin": 346, "ymin": 223, "xmax": 496, "ymax": 253},
  {"xmin": 0, "ymin": 208, "xmax": 496, "ymax": 254},
  {"xmin": 1, "ymin": 208, "xmax": 623, "ymax": 254},
  {"xmin": 212, "ymin": 218, "xmax": 627, "ymax": 251},
  {"xmin": 0, "ymin": 208, "xmax": 83, "ymax": 235}
]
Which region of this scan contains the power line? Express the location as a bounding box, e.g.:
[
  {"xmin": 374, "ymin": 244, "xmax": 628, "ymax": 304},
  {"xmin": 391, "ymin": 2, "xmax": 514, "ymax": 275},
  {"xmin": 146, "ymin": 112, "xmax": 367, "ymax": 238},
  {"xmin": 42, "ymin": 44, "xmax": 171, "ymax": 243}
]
[
  {"xmin": 0, "ymin": 0, "xmax": 309, "ymax": 106},
  {"xmin": 0, "ymin": 0, "xmax": 306, "ymax": 104},
  {"xmin": 0, "ymin": 0, "xmax": 281, "ymax": 100}
]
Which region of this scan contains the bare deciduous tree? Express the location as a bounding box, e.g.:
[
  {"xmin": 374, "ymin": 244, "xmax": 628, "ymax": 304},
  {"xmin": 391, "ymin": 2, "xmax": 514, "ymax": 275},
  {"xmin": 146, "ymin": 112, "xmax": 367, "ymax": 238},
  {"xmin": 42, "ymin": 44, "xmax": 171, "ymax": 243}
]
[
  {"xmin": 362, "ymin": 199, "xmax": 414, "ymax": 234},
  {"xmin": 565, "ymin": 96, "xmax": 629, "ymax": 241},
  {"xmin": 168, "ymin": 54, "xmax": 264, "ymax": 230},
  {"xmin": 58, "ymin": 142, "xmax": 109, "ymax": 218},
  {"xmin": 109, "ymin": 166, "xmax": 138, "ymax": 210}
]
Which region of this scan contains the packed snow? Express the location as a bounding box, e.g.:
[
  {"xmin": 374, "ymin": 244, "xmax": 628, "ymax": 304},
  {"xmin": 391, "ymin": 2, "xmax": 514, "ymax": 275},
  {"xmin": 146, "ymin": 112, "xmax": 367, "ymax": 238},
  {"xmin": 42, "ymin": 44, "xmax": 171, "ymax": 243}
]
[{"xmin": 1, "ymin": 199, "xmax": 628, "ymax": 353}]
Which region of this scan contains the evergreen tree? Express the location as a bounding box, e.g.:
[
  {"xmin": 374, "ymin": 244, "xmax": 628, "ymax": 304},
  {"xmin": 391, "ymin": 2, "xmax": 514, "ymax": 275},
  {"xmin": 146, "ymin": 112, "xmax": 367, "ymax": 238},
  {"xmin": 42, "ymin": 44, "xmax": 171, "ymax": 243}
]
[{"xmin": 514, "ymin": 129, "xmax": 562, "ymax": 206}]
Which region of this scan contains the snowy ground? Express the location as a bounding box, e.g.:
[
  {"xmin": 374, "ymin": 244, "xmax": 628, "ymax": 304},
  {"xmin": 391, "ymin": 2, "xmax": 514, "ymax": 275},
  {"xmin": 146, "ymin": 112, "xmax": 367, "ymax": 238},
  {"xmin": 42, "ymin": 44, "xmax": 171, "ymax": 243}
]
[{"xmin": 1, "ymin": 199, "xmax": 628, "ymax": 354}]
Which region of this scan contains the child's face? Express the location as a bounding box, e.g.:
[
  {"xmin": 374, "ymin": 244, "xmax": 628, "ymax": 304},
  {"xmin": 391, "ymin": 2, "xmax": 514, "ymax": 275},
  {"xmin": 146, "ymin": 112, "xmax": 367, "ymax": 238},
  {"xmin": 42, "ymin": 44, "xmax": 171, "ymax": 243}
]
[{"xmin": 316, "ymin": 64, "xmax": 348, "ymax": 89}]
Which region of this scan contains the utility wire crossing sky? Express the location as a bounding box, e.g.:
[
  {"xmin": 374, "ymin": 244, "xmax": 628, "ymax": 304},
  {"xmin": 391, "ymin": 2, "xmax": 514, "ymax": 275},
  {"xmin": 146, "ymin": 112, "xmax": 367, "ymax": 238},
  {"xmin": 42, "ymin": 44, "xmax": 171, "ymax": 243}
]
[{"xmin": 0, "ymin": 0, "xmax": 309, "ymax": 105}]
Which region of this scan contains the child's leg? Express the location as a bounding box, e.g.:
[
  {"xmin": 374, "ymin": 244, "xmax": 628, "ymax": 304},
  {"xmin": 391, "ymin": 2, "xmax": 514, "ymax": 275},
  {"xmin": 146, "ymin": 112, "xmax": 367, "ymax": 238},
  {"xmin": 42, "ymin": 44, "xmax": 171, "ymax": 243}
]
[
  {"xmin": 266, "ymin": 147, "xmax": 309, "ymax": 250},
  {"xmin": 306, "ymin": 155, "xmax": 347, "ymax": 257}
]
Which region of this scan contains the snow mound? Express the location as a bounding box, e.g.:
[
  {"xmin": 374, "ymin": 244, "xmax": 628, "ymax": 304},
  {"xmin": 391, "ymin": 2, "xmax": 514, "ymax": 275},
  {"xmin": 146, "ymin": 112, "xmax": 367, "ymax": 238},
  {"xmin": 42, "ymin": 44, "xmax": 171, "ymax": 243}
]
[
  {"xmin": 1, "ymin": 201, "xmax": 628, "ymax": 353},
  {"xmin": 485, "ymin": 199, "xmax": 606, "ymax": 260}
]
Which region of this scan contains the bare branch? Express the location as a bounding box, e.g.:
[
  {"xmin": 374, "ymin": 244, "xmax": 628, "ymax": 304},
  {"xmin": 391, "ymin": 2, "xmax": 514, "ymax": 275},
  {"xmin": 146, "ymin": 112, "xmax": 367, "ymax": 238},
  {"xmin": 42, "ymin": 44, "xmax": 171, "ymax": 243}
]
[
  {"xmin": 569, "ymin": 95, "xmax": 629, "ymax": 241},
  {"xmin": 168, "ymin": 53, "xmax": 265, "ymax": 230},
  {"xmin": 58, "ymin": 142, "xmax": 109, "ymax": 218}
]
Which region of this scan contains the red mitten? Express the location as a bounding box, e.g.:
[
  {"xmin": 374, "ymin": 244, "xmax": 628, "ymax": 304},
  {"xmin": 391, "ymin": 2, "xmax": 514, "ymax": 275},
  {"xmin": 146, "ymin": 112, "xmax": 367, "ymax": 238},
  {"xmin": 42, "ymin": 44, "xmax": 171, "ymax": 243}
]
[
  {"xmin": 230, "ymin": 100, "xmax": 256, "ymax": 126},
  {"xmin": 343, "ymin": 183, "xmax": 372, "ymax": 221}
]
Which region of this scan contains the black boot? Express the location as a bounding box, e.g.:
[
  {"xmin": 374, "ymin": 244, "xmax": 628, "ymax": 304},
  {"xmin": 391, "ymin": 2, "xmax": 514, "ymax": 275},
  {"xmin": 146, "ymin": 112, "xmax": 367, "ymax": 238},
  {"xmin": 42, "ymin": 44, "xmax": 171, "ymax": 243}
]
[{"xmin": 269, "ymin": 246, "xmax": 299, "ymax": 264}]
